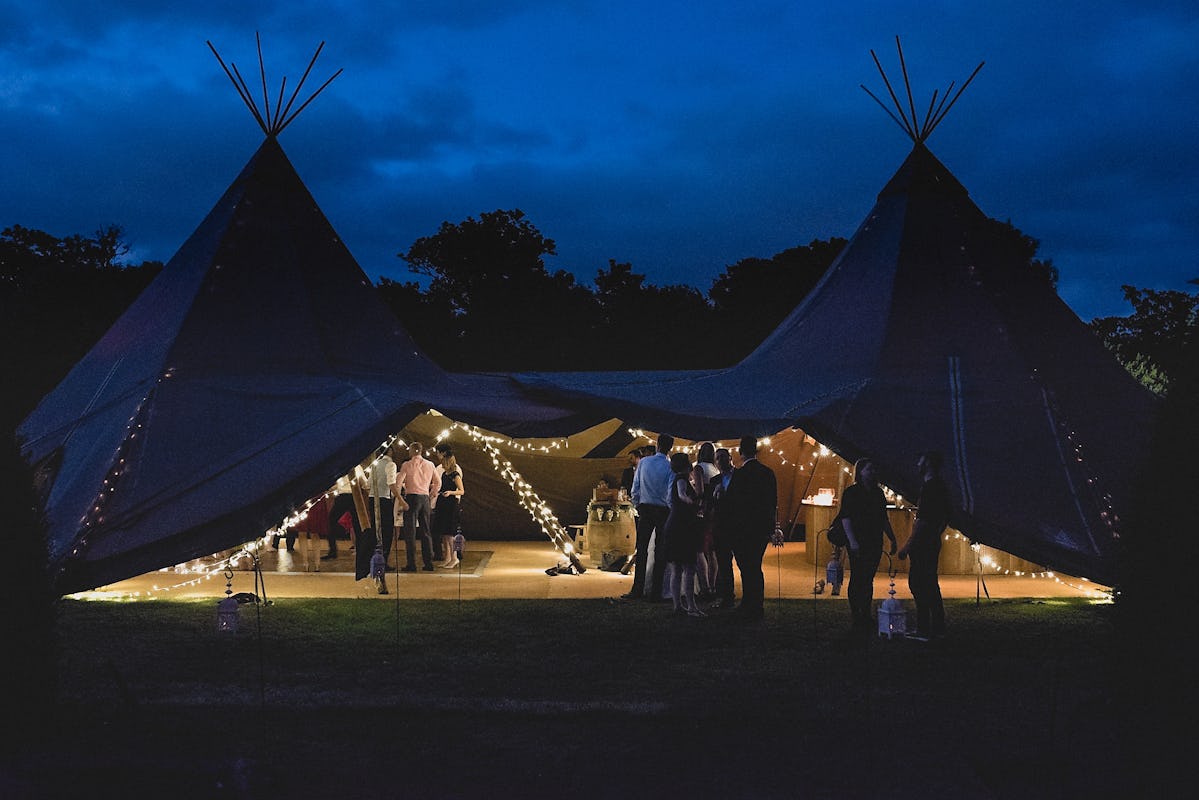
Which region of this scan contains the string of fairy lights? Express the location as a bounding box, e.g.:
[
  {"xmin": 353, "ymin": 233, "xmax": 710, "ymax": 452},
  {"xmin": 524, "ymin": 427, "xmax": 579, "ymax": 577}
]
[
  {"xmin": 78, "ymin": 414, "xmax": 582, "ymax": 599},
  {"xmin": 73, "ymin": 415, "xmax": 1109, "ymax": 601},
  {"xmin": 1035, "ymin": 377, "xmax": 1122, "ymax": 545},
  {"xmin": 436, "ymin": 422, "xmax": 581, "ymax": 566},
  {"xmin": 626, "ymin": 427, "xmax": 1110, "ymax": 599},
  {"xmin": 69, "ymin": 369, "xmax": 176, "ymax": 565}
]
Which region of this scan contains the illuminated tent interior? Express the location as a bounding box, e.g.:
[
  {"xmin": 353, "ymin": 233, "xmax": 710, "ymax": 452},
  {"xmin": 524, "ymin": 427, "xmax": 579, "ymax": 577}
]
[{"xmin": 393, "ymin": 412, "xmax": 1045, "ymax": 579}]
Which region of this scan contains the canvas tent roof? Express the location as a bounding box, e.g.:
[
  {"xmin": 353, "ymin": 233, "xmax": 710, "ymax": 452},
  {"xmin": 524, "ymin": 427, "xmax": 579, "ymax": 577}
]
[
  {"xmin": 18, "ymin": 136, "xmax": 599, "ymax": 594},
  {"xmin": 514, "ymin": 142, "xmax": 1156, "ymax": 585}
]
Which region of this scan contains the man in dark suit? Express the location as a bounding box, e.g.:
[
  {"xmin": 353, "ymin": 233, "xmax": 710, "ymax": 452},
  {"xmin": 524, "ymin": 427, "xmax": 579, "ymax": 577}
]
[{"xmin": 723, "ymin": 435, "xmax": 778, "ymax": 621}]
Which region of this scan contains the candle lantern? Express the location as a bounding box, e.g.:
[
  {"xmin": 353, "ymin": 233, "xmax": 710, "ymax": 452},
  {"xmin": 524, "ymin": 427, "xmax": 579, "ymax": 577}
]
[
  {"xmin": 826, "ymin": 549, "xmax": 844, "ymax": 596},
  {"xmin": 370, "ymin": 546, "xmax": 389, "ymax": 595},
  {"xmin": 216, "ymin": 568, "xmax": 239, "ymax": 634},
  {"xmin": 877, "ymin": 569, "xmax": 907, "ymax": 638}
]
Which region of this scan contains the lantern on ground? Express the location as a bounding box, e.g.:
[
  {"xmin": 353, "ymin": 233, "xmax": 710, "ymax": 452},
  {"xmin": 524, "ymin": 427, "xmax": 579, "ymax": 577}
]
[
  {"xmin": 216, "ymin": 568, "xmax": 239, "ymax": 634},
  {"xmin": 452, "ymin": 530, "xmax": 465, "ymax": 558},
  {"xmin": 826, "ymin": 546, "xmax": 845, "ymax": 596},
  {"xmin": 877, "ymin": 568, "xmax": 907, "ymax": 638},
  {"xmin": 371, "ymin": 546, "xmax": 388, "ymax": 595}
]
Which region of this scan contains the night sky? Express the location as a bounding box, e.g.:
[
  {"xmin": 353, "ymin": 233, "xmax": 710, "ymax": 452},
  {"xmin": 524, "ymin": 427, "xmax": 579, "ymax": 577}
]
[{"xmin": 2, "ymin": 1, "xmax": 1196, "ymax": 321}]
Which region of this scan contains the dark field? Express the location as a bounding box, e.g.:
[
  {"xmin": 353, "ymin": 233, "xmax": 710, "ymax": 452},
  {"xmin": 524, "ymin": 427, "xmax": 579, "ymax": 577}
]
[{"xmin": 4, "ymin": 597, "xmax": 1130, "ymax": 799}]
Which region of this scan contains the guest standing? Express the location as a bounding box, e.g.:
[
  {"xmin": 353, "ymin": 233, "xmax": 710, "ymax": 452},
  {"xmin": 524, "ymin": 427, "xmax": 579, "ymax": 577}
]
[
  {"xmin": 323, "ymin": 473, "xmax": 359, "ymax": 560},
  {"xmin": 898, "ymin": 451, "xmax": 950, "ymax": 641},
  {"xmin": 723, "ymin": 436, "xmax": 777, "ymax": 622},
  {"xmin": 619, "ymin": 450, "xmax": 640, "ymax": 499},
  {"xmin": 396, "ymin": 442, "xmax": 439, "ymax": 572},
  {"xmin": 356, "ymin": 451, "xmax": 398, "ymax": 580},
  {"xmin": 691, "ymin": 442, "xmax": 719, "ymax": 601},
  {"xmin": 434, "ymin": 453, "xmax": 465, "ymax": 568},
  {"xmin": 664, "ymin": 452, "xmax": 704, "ymax": 617},
  {"xmin": 622, "ymin": 435, "xmax": 674, "ymax": 601},
  {"xmin": 708, "ymin": 447, "xmax": 737, "ymax": 609},
  {"xmin": 430, "ymin": 443, "xmax": 463, "ymax": 562},
  {"xmin": 842, "ymin": 457, "xmax": 898, "ymax": 634},
  {"xmin": 289, "ymin": 493, "xmax": 330, "ymax": 571}
]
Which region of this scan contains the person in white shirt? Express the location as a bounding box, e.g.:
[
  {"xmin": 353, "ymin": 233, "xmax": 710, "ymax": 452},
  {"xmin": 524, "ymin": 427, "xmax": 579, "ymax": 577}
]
[
  {"xmin": 623, "ymin": 434, "xmax": 675, "ymax": 601},
  {"xmin": 356, "ymin": 451, "xmax": 398, "ymax": 576},
  {"xmin": 396, "ymin": 442, "xmax": 439, "ymax": 571}
]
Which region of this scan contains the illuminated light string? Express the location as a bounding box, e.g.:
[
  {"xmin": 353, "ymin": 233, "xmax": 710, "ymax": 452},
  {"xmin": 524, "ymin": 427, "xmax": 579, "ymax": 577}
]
[
  {"xmin": 438, "ymin": 423, "xmax": 582, "ymax": 566},
  {"xmin": 431, "ymin": 416, "xmax": 570, "ymax": 455},
  {"xmin": 955, "ymin": 534, "xmax": 1111, "ymax": 599},
  {"xmin": 76, "ymin": 414, "xmax": 1104, "ymax": 601},
  {"xmin": 89, "ymin": 419, "xmax": 579, "ymax": 600},
  {"xmin": 625, "ymin": 427, "xmax": 1106, "ymax": 598},
  {"xmin": 81, "ymin": 430, "xmax": 411, "ymax": 600},
  {"xmin": 70, "ymin": 368, "xmax": 176, "ymax": 568},
  {"xmin": 627, "ymin": 428, "xmax": 852, "ymax": 472},
  {"xmin": 1029, "ymin": 371, "xmax": 1121, "ymax": 542},
  {"xmin": 627, "ymin": 428, "xmax": 911, "ymax": 509}
]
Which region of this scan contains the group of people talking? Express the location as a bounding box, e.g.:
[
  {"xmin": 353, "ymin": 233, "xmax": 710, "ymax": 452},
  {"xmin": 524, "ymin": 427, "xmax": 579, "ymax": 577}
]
[
  {"xmin": 293, "ymin": 441, "xmax": 467, "ymax": 576},
  {"xmin": 622, "ymin": 434, "xmax": 778, "ymax": 622},
  {"xmin": 620, "ymin": 433, "xmax": 949, "ymax": 639}
]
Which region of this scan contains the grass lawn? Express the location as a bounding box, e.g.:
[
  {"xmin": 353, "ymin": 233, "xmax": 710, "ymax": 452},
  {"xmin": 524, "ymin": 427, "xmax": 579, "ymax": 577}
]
[{"xmin": 4, "ymin": 597, "xmax": 1128, "ymax": 799}]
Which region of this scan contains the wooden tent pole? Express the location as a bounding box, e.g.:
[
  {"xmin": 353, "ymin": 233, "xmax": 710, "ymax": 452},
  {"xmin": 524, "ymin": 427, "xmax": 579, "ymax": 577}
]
[{"xmin": 350, "ymin": 471, "xmax": 370, "ymax": 546}]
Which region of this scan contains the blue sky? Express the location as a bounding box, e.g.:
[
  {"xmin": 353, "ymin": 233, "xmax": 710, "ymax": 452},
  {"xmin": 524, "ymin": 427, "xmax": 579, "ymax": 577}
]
[{"xmin": 2, "ymin": 1, "xmax": 1196, "ymax": 321}]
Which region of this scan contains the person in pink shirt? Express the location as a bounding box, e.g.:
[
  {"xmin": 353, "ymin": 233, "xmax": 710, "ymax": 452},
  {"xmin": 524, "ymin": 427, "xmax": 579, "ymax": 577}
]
[{"xmin": 396, "ymin": 441, "xmax": 439, "ymax": 572}]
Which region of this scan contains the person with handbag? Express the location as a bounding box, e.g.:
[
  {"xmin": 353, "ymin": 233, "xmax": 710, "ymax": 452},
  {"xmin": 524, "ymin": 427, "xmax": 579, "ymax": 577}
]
[{"xmin": 841, "ymin": 457, "xmax": 898, "ymax": 635}]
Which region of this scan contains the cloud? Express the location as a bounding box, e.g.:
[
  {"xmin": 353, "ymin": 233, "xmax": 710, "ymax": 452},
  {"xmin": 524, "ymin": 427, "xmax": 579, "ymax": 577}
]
[{"xmin": 2, "ymin": 0, "xmax": 1197, "ymax": 322}]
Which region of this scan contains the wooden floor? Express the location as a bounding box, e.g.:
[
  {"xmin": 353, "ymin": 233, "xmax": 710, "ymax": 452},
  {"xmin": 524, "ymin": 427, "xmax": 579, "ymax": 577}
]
[{"xmin": 76, "ymin": 538, "xmax": 1109, "ymax": 602}]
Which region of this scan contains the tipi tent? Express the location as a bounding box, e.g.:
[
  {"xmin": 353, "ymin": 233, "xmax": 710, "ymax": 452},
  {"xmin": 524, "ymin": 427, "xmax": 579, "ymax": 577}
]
[
  {"xmin": 18, "ymin": 131, "xmax": 598, "ymax": 594},
  {"xmin": 514, "ymin": 60, "xmax": 1155, "ymax": 586}
]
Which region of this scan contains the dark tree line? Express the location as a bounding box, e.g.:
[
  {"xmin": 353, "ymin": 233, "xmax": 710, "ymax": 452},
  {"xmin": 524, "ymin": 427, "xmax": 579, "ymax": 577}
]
[
  {"xmin": 1, "ymin": 216, "xmax": 844, "ymax": 427},
  {"xmin": 9, "ymin": 209, "xmax": 1188, "ymax": 426},
  {"xmin": 1, "ymin": 225, "xmax": 162, "ymax": 429},
  {"xmin": 378, "ymin": 209, "xmax": 846, "ymax": 372}
]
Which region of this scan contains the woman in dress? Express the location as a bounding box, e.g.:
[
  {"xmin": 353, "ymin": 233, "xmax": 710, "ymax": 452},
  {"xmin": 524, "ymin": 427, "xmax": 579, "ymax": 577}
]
[
  {"xmin": 433, "ymin": 454, "xmax": 465, "ymax": 568},
  {"xmin": 664, "ymin": 451, "xmax": 704, "ymax": 617},
  {"xmin": 691, "ymin": 441, "xmax": 720, "ymax": 600}
]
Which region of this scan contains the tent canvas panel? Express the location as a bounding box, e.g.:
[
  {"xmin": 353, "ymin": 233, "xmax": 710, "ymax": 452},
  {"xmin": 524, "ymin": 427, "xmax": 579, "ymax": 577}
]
[
  {"xmin": 20, "ymin": 138, "xmax": 599, "ymax": 593},
  {"xmin": 510, "ymin": 144, "xmax": 1155, "ymax": 585}
]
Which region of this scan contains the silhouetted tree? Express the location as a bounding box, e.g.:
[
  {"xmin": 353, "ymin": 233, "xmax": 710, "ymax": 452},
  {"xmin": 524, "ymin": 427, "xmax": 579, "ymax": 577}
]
[
  {"xmin": 975, "ymin": 218, "xmax": 1059, "ymax": 289},
  {"xmin": 0, "ymin": 225, "xmax": 161, "ymax": 427},
  {"xmin": 375, "ymin": 276, "xmax": 457, "ymax": 364},
  {"xmin": 707, "ymin": 238, "xmax": 846, "ymax": 364},
  {"xmin": 1091, "ymin": 282, "xmax": 1199, "ymax": 396},
  {"xmin": 399, "ymin": 210, "xmax": 598, "ymax": 370},
  {"xmin": 588, "ymin": 259, "xmax": 714, "ymax": 368}
]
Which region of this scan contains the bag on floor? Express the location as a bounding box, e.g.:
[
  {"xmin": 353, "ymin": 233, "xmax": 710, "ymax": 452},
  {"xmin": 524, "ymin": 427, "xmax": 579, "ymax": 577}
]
[{"xmin": 600, "ymin": 551, "xmax": 628, "ymax": 572}]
